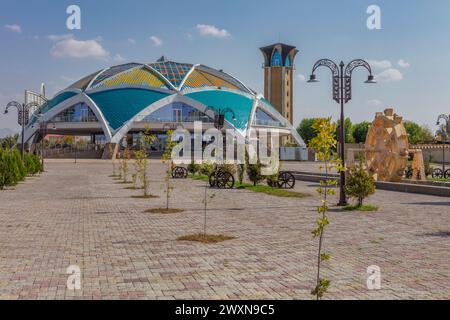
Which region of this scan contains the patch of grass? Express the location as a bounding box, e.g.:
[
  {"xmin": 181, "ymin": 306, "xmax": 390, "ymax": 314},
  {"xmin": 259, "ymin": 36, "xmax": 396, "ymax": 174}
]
[
  {"xmin": 177, "ymin": 233, "xmax": 236, "ymax": 243},
  {"xmin": 428, "ymin": 177, "xmax": 450, "ymax": 183},
  {"xmin": 343, "ymin": 204, "xmax": 378, "ymax": 212},
  {"xmin": 191, "ymin": 175, "xmax": 209, "ymax": 181},
  {"xmin": 131, "ymin": 195, "xmax": 160, "ymax": 199},
  {"xmin": 237, "ymin": 183, "xmax": 309, "ymax": 198},
  {"xmin": 115, "ymin": 181, "xmax": 131, "ymax": 184},
  {"xmin": 124, "ymin": 186, "xmax": 144, "ymax": 190},
  {"xmin": 146, "ymin": 208, "xmax": 184, "ymax": 214},
  {"xmin": 189, "ymin": 176, "xmax": 309, "ymax": 198}
]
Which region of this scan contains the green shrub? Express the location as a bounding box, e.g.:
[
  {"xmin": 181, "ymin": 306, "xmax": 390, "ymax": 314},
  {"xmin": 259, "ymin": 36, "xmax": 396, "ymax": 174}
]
[
  {"xmin": 199, "ymin": 162, "xmax": 214, "ymax": 176},
  {"xmin": 246, "ymin": 160, "xmax": 263, "ymax": 186},
  {"xmin": 11, "ymin": 148, "xmax": 26, "ymax": 180},
  {"xmin": 345, "ymin": 160, "xmax": 376, "ymax": 206},
  {"xmin": 24, "ymin": 153, "xmax": 35, "ymax": 175},
  {"xmin": 1, "ymin": 149, "xmax": 20, "ymax": 187},
  {"xmin": 187, "ymin": 162, "xmax": 200, "ymax": 176},
  {"xmin": 237, "ymin": 164, "xmax": 245, "ymax": 184},
  {"xmin": 218, "ymin": 163, "xmax": 236, "ymax": 175},
  {"xmin": 0, "ymin": 149, "xmax": 7, "ymax": 190},
  {"xmin": 33, "ymin": 154, "xmax": 43, "ymax": 173}
]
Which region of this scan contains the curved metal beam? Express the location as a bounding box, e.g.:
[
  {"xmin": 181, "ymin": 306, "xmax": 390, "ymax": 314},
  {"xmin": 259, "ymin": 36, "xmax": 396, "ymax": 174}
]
[
  {"xmin": 22, "ymin": 93, "xmax": 113, "ymax": 144},
  {"xmin": 255, "ymin": 98, "xmax": 306, "ymax": 147}
]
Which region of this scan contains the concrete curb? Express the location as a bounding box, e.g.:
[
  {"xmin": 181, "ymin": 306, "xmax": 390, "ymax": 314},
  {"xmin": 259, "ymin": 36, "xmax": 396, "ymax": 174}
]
[{"xmin": 292, "ymin": 171, "xmax": 450, "ymax": 198}]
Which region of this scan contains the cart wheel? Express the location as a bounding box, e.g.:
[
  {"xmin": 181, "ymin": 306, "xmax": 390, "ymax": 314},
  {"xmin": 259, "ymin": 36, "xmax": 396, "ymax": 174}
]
[
  {"xmin": 444, "ymin": 169, "xmax": 450, "ymax": 180},
  {"xmin": 278, "ymin": 172, "xmax": 295, "ymax": 189},
  {"xmin": 171, "ymin": 167, "xmax": 184, "ymax": 179},
  {"xmin": 181, "ymin": 167, "xmax": 188, "ymax": 178},
  {"xmin": 172, "ymin": 167, "xmax": 180, "ymax": 178},
  {"xmin": 209, "ymin": 172, "xmax": 217, "ymax": 187},
  {"xmin": 432, "ymin": 168, "xmax": 444, "ymax": 179},
  {"xmin": 217, "ymin": 172, "xmax": 235, "ymax": 189}
]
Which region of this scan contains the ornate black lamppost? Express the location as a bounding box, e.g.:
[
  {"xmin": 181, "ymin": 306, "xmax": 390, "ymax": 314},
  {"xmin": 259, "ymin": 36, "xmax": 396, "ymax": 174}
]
[
  {"xmin": 3, "ymin": 101, "xmax": 39, "ymax": 159},
  {"xmin": 436, "ymin": 114, "xmax": 449, "ymax": 178},
  {"xmin": 308, "ymin": 59, "xmax": 376, "ymax": 206},
  {"xmin": 31, "ymin": 114, "xmax": 56, "ymax": 171}
]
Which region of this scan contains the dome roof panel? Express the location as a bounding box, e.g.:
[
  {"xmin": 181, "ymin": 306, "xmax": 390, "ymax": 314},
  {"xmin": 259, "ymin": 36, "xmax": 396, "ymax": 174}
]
[
  {"xmin": 87, "ymin": 88, "xmax": 169, "ymax": 130},
  {"xmin": 185, "ymin": 90, "xmax": 254, "ymax": 131},
  {"xmin": 92, "ymin": 67, "xmax": 170, "ymax": 90},
  {"xmin": 89, "ymin": 63, "xmax": 142, "ymax": 88},
  {"xmin": 69, "ymin": 71, "xmax": 102, "ymax": 90},
  {"xmin": 147, "ymin": 61, "xmax": 193, "ymax": 87},
  {"xmin": 183, "ymin": 69, "xmax": 240, "ymax": 91}
]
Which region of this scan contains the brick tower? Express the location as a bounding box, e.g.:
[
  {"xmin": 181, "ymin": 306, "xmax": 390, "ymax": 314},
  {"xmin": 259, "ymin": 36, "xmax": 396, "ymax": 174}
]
[{"xmin": 260, "ymin": 43, "xmax": 298, "ymax": 126}]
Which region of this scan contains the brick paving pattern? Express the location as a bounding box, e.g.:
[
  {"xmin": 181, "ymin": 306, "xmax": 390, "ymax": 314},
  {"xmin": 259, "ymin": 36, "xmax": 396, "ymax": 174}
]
[{"xmin": 0, "ymin": 160, "xmax": 449, "ymax": 300}]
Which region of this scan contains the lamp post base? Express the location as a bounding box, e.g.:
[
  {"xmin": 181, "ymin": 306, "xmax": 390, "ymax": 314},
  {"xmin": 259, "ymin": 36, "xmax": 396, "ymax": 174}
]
[{"xmin": 337, "ymin": 201, "xmax": 348, "ymax": 207}]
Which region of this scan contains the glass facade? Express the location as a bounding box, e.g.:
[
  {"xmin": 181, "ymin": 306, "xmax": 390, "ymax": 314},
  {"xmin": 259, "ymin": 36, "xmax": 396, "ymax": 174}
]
[
  {"xmin": 52, "ymin": 103, "xmax": 98, "ymax": 123},
  {"xmin": 140, "ymin": 102, "xmax": 214, "ymax": 123},
  {"xmin": 254, "ymin": 108, "xmax": 285, "ymax": 127}
]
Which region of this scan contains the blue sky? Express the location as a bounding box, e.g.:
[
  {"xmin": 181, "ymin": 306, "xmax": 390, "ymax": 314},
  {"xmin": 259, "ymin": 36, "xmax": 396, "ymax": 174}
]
[{"xmin": 1, "ymin": 0, "xmax": 450, "ymax": 133}]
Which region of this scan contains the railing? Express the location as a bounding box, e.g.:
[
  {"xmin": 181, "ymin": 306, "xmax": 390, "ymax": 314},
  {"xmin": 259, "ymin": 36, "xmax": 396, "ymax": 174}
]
[
  {"xmin": 52, "ymin": 115, "xmax": 98, "ymax": 123},
  {"xmin": 253, "ymin": 119, "xmax": 287, "ymax": 128},
  {"xmin": 43, "ymin": 144, "xmax": 104, "ymax": 157}
]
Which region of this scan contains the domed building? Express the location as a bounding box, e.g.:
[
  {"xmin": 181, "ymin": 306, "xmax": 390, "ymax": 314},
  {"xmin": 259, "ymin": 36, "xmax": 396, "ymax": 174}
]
[{"xmin": 23, "ymin": 57, "xmax": 305, "ymax": 159}]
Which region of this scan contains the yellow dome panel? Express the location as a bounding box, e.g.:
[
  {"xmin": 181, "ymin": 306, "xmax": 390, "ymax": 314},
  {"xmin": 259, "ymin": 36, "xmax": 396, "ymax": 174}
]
[
  {"xmin": 94, "ymin": 68, "xmax": 169, "ymax": 89},
  {"xmin": 183, "ymin": 70, "xmax": 239, "ymax": 91}
]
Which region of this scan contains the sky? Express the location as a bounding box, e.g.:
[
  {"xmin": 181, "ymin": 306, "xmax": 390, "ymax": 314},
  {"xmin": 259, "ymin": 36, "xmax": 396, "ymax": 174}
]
[{"xmin": 1, "ymin": 0, "xmax": 450, "ymax": 133}]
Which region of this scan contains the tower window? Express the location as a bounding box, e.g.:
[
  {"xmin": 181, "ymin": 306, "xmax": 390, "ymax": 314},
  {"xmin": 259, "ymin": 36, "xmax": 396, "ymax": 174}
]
[
  {"xmin": 271, "ymin": 49, "xmax": 282, "ymax": 67},
  {"xmin": 285, "ymin": 55, "xmax": 291, "ymax": 67}
]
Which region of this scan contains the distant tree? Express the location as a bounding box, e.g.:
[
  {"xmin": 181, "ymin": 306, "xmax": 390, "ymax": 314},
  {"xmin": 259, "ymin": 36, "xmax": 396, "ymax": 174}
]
[
  {"xmin": 297, "ymin": 118, "xmax": 321, "ymax": 145},
  {"xmin": 352, "ymin": 121, "xmax": 371, "ymax": 143},
  {"xmin": 0, "ymin": 134, "xmax": 18, "ymax": 149},
  {"xmin": 420, "ymin": 125, "xmax": 434, "ymax": 144},
  {"xmin": 336, "ymin": 118, "xmax": 355, "ymax": 143},
  {"xmin": 404, "ymin": 121, "xmax": 427, "ymax": 145}
]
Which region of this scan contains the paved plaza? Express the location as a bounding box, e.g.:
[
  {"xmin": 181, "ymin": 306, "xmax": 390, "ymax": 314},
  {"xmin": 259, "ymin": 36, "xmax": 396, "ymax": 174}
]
[{"xmin": 0, "ymin": 160, "xmax": 449, "ymax": 300}]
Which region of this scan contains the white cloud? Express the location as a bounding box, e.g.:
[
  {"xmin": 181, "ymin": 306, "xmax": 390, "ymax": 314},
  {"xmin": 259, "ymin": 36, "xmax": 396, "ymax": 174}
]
[
  {"xmin": 113, "ymin": 54, "xmax": 127, "ymax": 62},
  {"xmin": 128, "ymin": 38, "xmax": 136, "ymax": 45},
  {"xmin": 50, "ymin": 38, "xmax": 109, "ymax": 59},
  {"xmin": 4, "ymin": 24, "xmax": 22, "ymax": 33},
  {"xmin": 368, "ymin": 60, "xmax": 392, "ymax": 69},
  {"xmin": 375, "ymin": 68, "xmax": 403, "ymax": 82},
  {"xmin": 398, "ymin": 59, "xmax": 411, "ymax": 68},
  {"xmin": 195, "ymin": 24, "xmax": 231, "ymax": 38},
  {"xmin": 366, "ymin": 99, "xmax": 383, "ymax": 107},
  {"xmin": 297, "ymin": 74, "xmax": 306, "ymax": 82},
  {"xmin": 47, "ymin": 34, "xmax": 73, "ymax": 41},
  {"xmin": 150, "ymin": 36, "xmax": 162, "ymax": 47}
]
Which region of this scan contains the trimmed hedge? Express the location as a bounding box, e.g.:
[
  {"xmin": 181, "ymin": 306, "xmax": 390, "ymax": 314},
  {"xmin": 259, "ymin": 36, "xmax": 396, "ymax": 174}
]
[{"xmin": 0, "ymin": 148, "xmax": 43, "ymax": 190}]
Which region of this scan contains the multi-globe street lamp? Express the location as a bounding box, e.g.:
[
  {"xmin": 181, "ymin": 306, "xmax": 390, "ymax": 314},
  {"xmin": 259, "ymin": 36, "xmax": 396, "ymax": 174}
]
[
  {"xmin": 435, "ymin": 114, "xmax": 450, "ymax": 178},
  {"xmin": 3, "ymin": 101, "xmax": 40, "ymax": 159},
  {"xmin": 308, "ymin": 59, "xmax": 376, "ymax": 206}
]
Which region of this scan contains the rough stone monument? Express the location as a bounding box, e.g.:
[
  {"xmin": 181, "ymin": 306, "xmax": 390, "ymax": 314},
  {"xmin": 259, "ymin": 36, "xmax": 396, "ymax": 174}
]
[{"xmin": 365, "ymin": 108, "xmax": 409, "ymax": 182}]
